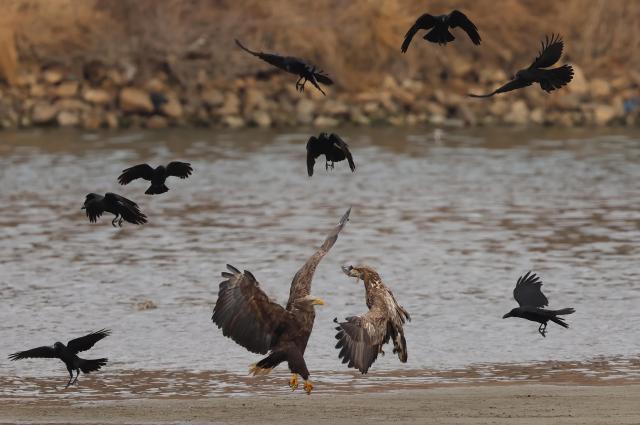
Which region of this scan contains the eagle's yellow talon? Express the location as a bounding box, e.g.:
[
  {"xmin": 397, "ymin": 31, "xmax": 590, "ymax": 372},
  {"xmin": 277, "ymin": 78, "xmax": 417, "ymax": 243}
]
[
  {"xmin": 303, "ymin": 380, "xmax": 313, "ymax": 395},
  {"xmin": 289, "ymin": 374, "xmax": 299, "ymax": 391}
]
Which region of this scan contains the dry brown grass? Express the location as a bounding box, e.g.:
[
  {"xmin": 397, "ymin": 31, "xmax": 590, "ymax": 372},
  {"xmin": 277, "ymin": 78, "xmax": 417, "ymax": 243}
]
[{"xmin": 0, "ymin": 0, "xmax": 638, "ymax": 89}]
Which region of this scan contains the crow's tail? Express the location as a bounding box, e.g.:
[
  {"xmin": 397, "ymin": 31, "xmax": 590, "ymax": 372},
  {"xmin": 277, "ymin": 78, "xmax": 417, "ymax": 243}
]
[
  {"xmin": 424, "ymin": 27, "xmax": 455, "ymax": 45},
  {"xmin": 79, "ymin": 357, "xmax": 108, "ymax": 373},
  {"xmin": 538, "ymin": 65, "xmax": 574, "ymax": 92},
  {"xmin": 145, "ymin": 184, "xmax": 169, "ymax": 195},
  {"xmin": 553, "ymin": 307, "xmax": 576, "ymax": 316},
  {"xmin": 235, "ymin": 39, "xmax": 260, "ymax": 57}
]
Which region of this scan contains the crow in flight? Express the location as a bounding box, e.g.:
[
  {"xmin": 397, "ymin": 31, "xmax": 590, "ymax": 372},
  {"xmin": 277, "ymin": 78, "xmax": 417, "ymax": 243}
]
[
  {"xmin": 9, "ymin": 329, "xmax": 110, "ymax": 388},
  {"xmin": 503, "ymin": 271, "xmax": 575, "ymax": 337},
  {"xmin": 118, "ymin": 161, "xmax": 193, "ymax": 195},
  {"xmin": 401, "ymin": 10, "xmax": 481, "ymax": 52},
  {"xmin": 306, "ymin": 133, "xmax": 356, "ymax": 177},
  {"xmin": 82, "ymin": 192, "xmax": 147, "ymax": 227},
  {"xmin": 469, "ymin": 34, "xmax": 573, "ymax": 97},
  {"xmin": 235, "ymin": 39, "xmax": 333, "ymax": 95}
]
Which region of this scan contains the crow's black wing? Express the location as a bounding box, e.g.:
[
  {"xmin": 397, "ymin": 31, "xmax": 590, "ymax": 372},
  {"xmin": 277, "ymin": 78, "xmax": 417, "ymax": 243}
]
[
  {"xmin": 449, "ymin": 10, "xmax": 481, "ymax": 45},
  {"xmin": 83, "ymin": 195, "xmax": 105, "ymax": 223},
  {"xmin": 468, "ymin": 78, "xmax": 532, "ymax": 97},
  {"xmin": 105, "ymin": 193, "xmax": 147, "ymax": 225},
  {"xmin": 401, "ymin": 13, "xmax": 437, "ymax": 52},
  {"xmin": 306, "ymin": 136, "xmax": 321, "ymax": 177},
  {"xmin": 118, "ymin": 164, "xmax": 154, "ymax": 185},
  {"xmin": 329, "ymin": 134, "xmax": 356, "ymax": 173},
  {"xmin": 67, "ymin": 329, "xmax": 111, "ymax": 354},
  {"xmin": 166, "ymin": 161, "xmax": 193, "ymax": 179},
  {"xmin": 529, "ymin": 33, "xmax": 564, "ymax": 69},
  {"xmin": 514, "ymin": 271, "xmax": 549, "ymax": 307},
  {"xmin": 9, "ymin": 346, "xmax": 56, "ymax": 360}
]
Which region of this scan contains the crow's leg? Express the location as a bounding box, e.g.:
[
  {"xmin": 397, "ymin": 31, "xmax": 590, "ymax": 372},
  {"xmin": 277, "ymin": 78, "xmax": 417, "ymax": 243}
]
[
  {"xmin": 295, "ymin": 76, "xmax": 304, "ymax": 92},
  {"xmin": 118, "ymin": 217, "xmax": 124, "ymax": 227},
  {"xmin": 538, "ymin": 322, "xmax": 547, "ymax": 337},
  {"xmin": 71, "ymin": 369, "xmax": 80, "ymax": 385},
  {"xmin": 111, "ymin": 215, "xmax": 119, "ymax": 227},
  {"xmin": 65, "ymin": 369, "xmax": 73, "ymax": 388},
  {"xmin": 325, "ymin": 160, "xmax": 329, "ymax": 171},
  {"xmin": 330, "ymin": 161, "xmax": 335, "ymax": 170}
]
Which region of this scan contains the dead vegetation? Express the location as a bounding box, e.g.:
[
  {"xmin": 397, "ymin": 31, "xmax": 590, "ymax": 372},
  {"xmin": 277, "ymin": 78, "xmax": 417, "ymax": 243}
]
[{"xmin": 0, "ymin": 0, "xmax": 638, "ymax": 90}]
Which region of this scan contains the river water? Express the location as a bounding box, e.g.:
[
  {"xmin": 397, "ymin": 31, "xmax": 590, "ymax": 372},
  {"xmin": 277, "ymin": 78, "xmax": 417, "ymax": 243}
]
[{"xmin": 1, "ymin": 126, "xmax": 639, "ymax": 397}]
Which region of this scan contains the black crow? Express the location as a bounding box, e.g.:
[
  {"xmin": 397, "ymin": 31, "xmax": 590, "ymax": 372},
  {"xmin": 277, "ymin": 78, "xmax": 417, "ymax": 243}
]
[
  {"xmin": 82, "ymin": 192, "xmax": 147, "ymax": 227},
  {"xmin": 307, "ymin": 133, "xmax": 356, "ymax": 177},
  {"xmin": 118, "ymin": 161, "xmax": 193, "ymax": 195},
  {"xmin": 9, "ymin": 329, "xmax": 110, "ymax": 388},
  {"xmin": 469, "ymin": 34, "xmax": 573, "ymax": 97},
  {"xmin": 235, "ymin": 39, "xmax": 333, "ymax": 95},
  {"xmin": 503, "ymin": 271, "xmax": 576, "ymax": 337},
  {"xmin": 401, "ymin": 10, "xmax": 481, "ymax": 52}
]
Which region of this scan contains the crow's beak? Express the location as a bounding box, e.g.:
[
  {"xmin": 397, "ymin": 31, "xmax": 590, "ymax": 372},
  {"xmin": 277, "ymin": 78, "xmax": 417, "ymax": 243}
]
[
  {"xmin": 502, "ymin": 313, "xmax": 511, "ymax": 319},
  {"xmin": 80, "ymin": 206, "xmax": 85, "ymax": 210}
]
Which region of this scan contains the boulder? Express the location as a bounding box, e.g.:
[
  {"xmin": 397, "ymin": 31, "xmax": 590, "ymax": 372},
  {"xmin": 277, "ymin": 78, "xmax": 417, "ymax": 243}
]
[
  {"xmin": 146, "ymin": 115, "xmax": 169, "ymax": 129},
  {"xmin": 250, "ymin": 110, "xmax": 271, "ymax": 128},
  {"xmin": 593, "ymin": 104, "xmax": 617, "ymax": 125},
  {"xmin": 119, "ymin": 87, "xmax": 153, "ymax": 113},
  {"xmin": 296, "ymin": 98, "xmax": 315, "ymax": 124},
  {"xmin": 82, "ymin": 88, "xmax": 112, "ymax": 105},
  {"xmin": 313, "ymin": 115, "xmax": 339, "ymax": 127},
  {"xmin": 202, "ymin": 88, "xmax": 224, "ymax": 107},
  {"xmin": 216, "ymin": 92, "xmax": 240, "ymax": 115},
  {"xmin": 57, "ymin": 110, "xmax": 80, "ymax": 127},
  {"xmin": 504, "ymin": 100, "xmax": 529, "ymax": 125},
  {"xmin": 31, "ymin": 102, "xmax": 59, "ymax": 124},
  {"xmin": 43, "ymin": 68, "xmax": 64, "ymax": 84},
  {"xmin": 160, "ymin": 96, "xmax": 183, "ymax": 119},
  {"xmin": 589, "ymin": 78, "xmax": 611, "ymax": 99},
  {"xmin": 567, "ymin": 65, "xmax": 588, "ymax": 96},
  {"xmin": 53, "ymin": 81, "xmax": 79, "ymax": 98}
]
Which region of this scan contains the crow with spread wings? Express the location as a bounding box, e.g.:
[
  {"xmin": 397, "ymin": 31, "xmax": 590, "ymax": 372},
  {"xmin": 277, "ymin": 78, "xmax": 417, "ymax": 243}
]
[
  {"xmin": 81, "ymin": 192, "xmax": 147, "ymax": 227},
  {"xmin": 503, "ymin": 271, "xmax": 575, "ymax": 337},
  {"xmin": 235, "ymin": 39, "xmax": 333, "ymax": 95},
  {"xmin": 469, "ymin": 34, "xmax": 573, "ymax": 98},
  {"xmin": 118, "ymin": 161, "xmax": 193, "ymax": 195},
  {"xmin": 306, "ymin": 133, "xmax": 356, "ymax": 177},
  {"xmin": 9, "ymin": 329, "xmax": 110, "ymax": 388},
  {"xmin": 401, "ymin": 10, "xmax": 481, "ymax": 52},
  {"xmin": 212, "ymin": 208, "xmax": 350, "ymax": 394},
  {"xmin": 334, "ymin": 265, "xmax": 410, "ymax": 374}
]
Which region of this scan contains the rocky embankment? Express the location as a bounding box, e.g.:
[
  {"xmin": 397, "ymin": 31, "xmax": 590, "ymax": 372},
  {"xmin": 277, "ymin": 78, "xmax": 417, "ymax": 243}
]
[{"xmin": 0, "ymin": 62, "xmax": 638, "ymax": 130}]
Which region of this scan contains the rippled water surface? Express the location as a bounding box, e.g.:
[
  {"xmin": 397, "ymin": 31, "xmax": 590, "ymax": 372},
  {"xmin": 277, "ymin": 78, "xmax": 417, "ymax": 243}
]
[{"xmin": 1, "ymin": 127, "xmax": 639, "ymax": 396}]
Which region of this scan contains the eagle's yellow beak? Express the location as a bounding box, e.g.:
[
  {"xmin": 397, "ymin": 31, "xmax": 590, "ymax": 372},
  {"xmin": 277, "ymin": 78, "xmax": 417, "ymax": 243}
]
[{"xmin": 312, "ymin": 298, "xmax": 325, "ymax": 306}]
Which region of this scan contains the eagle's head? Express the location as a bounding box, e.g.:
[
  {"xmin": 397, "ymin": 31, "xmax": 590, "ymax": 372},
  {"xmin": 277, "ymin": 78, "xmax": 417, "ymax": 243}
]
[
  {"xmin": 294, "ymin": 295, "xmax": 325, "ymax": 310},
  {"xmin": 341, "ymin": 265, "xmax": 380, "ymax": 283}
]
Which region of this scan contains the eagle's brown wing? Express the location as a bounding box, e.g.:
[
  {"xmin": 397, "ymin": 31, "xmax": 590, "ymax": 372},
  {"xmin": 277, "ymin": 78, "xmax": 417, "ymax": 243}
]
[
  {"xmin": 213, "ymin": 265, "xmax": 293, "ymax": 354},
  {"xmin": 286, "ymin": 208, "xmax": 350, "ymax": 309},
  {"xmin": 334, "ymin": 304, "xmax": 389, "ymax": 374}
]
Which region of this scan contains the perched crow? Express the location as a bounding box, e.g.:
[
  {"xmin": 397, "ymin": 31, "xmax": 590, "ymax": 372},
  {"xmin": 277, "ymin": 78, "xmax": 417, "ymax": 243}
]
[
  {"xmin": 307, "ymin": 133, "xmax": 356, "ymax": 177},
  {"xmin": 401, "ymin": 10, "xmax": 481, "ymax": 52},
  {"xmin": 118, "ymin": 162, "xmax": 193, "ymax": 195},
  {"xmin": 503, "ymin": 271, "xmax": 575, "ymax": 337},
  {"xmin": 82, "ymin": 192, "xmax": 147, "ymax": 227},
  {"xmin": 235, "ymin": 39, "xmax": 333, "ymax": 95},
  {"xmin": 9, "ymin": 329, "xmax": 111, "ymax": 388},
  {"xmin": 469, "ymin": 34, "xmax": 573, "ymax": 97}
]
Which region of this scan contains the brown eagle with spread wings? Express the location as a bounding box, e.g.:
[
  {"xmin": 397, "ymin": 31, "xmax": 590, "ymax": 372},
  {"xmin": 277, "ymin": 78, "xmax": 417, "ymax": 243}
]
[
  {"xmin": 334, "ymin": 265, "xmax": 410, "ymax": 374},
  {"xmin": 212, "ymin": 208, "xmax": 350, "ymax": 394}
]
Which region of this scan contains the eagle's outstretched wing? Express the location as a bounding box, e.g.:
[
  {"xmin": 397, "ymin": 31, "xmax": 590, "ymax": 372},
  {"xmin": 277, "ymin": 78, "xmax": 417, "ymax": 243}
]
[
  {"xmin": 334, "ymin": 307, "xmax": 389, "ymax": 374},
  {"xmin": 213, "ymin": 265, "xmax": 294, "ymax": 354},
  {"xmin": 286, "ymin": 208, "xmax": 351, "ymax": 309}
]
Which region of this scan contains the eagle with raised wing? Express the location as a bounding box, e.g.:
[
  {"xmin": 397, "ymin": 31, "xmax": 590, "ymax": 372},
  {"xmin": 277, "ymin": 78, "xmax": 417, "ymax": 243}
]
[
  {"xmin": 118, "ymin": 161, "xmax": 193, "ymax": 195},
  {"xmin": 503, "ymin": 271, "xmax": 576, "ymax": 337},
  {"xmin": 9, "ymin": 329, "xmax": 110, "ymax": 388},
  {"xmin": 334, "ymin": 265, "xmax": 410, "ymax": 374},
  {"xmin": 212, "ymin": 208, "xmax": 350, "ymax": 394},
  {"xmin": 401, "ymin": 10, "xmax": 481, "ymax": 52},
  {"xmin": 469, "ymin": 34, "xmax": 573, "ymax": 97},
  {"xmin": 235, "ymin": 39, "xmax": 333, "ymax": 95}
]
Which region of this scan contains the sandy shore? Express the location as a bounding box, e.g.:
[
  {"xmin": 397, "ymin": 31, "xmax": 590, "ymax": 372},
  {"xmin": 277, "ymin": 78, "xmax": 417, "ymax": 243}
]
[{"xmin": 2, "ymin": 384, "xmax": 639, "ymax": 425}]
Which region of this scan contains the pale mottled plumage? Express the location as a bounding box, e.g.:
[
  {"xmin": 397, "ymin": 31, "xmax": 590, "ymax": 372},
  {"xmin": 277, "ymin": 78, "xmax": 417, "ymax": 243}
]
[{"xmin": 334, "ymin": 265, "xmax": 410, "ymax": 374}]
